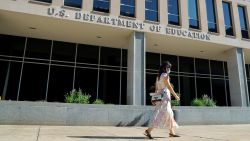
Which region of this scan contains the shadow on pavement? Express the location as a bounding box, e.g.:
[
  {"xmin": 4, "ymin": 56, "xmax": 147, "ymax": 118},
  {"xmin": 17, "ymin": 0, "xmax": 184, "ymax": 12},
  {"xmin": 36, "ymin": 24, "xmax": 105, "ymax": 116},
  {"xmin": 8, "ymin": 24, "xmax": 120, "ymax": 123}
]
[{"xmin": 68, "ymin": 136, "xmax": 165, "ymax": 140}]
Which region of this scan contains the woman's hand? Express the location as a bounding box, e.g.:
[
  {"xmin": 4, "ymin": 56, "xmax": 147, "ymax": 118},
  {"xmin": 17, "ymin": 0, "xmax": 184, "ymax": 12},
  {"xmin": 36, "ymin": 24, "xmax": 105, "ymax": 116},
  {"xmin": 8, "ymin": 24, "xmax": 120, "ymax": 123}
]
[{"xmin": 175, "ymin": 96, "xmax": 180, "ymax": 101}]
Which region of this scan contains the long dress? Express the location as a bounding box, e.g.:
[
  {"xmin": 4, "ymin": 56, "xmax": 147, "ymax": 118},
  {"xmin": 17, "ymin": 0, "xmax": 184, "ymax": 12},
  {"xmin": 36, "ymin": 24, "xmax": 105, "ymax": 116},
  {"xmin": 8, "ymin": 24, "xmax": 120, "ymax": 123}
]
[{"xmin": 149, "ymin": 73, "xmax": 179, "ymax": 129}]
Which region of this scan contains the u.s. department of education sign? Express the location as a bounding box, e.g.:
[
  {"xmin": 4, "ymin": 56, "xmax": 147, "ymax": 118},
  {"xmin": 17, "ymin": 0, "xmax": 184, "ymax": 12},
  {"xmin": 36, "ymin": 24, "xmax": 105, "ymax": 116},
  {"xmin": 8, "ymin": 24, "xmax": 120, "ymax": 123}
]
[{"xmin": 47, "ymin": 7, "xmax": 210, "ymax": 41}]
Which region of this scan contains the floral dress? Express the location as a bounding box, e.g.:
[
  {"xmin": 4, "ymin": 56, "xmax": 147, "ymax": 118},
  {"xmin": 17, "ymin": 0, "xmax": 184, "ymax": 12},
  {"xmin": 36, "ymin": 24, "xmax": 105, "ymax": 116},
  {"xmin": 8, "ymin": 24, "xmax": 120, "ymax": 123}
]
[{"xmin": 149, "ymin": 73, "xmax": 179, "ymax": 129}]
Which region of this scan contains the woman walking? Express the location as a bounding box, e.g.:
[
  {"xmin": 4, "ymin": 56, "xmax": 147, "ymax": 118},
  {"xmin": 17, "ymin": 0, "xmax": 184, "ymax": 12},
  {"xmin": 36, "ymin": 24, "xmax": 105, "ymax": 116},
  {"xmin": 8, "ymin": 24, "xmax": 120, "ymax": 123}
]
[{"xmin": 144, "ymin": 61, "xmax": 180, "ymax": 139}]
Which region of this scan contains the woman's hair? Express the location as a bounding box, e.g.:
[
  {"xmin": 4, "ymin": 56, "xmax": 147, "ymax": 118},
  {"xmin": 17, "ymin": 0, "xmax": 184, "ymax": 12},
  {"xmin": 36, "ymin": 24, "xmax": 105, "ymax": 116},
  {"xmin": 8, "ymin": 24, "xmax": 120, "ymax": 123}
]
[{"xmin": 157, "ymin": 61, "xmax": 172, "ymax": 80}]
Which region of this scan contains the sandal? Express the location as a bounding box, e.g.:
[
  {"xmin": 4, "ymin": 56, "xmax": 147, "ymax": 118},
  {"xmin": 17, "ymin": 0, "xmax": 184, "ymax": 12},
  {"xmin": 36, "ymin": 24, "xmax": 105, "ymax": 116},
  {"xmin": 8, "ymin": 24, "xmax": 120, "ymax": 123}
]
[
  {"xmin": 169, "ymin": 133, "xmax": 180, "ymax": 137},
  {"xmin": 143, "ymin": 130, "xmax": 154, "ymax": 139}
]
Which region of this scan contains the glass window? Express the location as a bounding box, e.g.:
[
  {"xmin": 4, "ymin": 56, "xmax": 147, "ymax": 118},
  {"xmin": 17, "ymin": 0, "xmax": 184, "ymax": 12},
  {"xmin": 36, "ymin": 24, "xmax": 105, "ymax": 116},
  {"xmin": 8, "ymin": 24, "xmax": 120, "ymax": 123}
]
[
  {"xmin": 77, "ymin": 44, "xmax": 99, "ymax": 65},
  {"xmin": 146, "ymin": 52, "xmax": 160, "ymax": 70},
  {"xmin": 179, "ymin": 56, "xmax": 194, "ymax": 73},
  {"xmin": 210, "ymin": 60, "xmax": 224, "ymax": 76},
  {"xmin": 146, "ymin": 73, "xmax": 157, "ymax": 105},
  {"xmin": 180, "ymin": 76, "xmax": 195, "ymax": 106},
  {"xmin": 64, "ymin": 0, "xmax": 82, "ymax": 8},
  {"xmin": 33, "ymin": 0, "xmax": 52, "ymax": 3},
  {"xmin": 100, "ymin": 47, "xmax": 121, "ymax": 66},
  {"xmin": 122, "ymin": 49, "xmax": 127, "ymax": 68},
  {"xmin": 195, "ymin": 58, "xmax": 210, "ymax": 75},
  {"xmin": 3, "ymin": 62, "xmax": 22, "ymax": 100},
  {"xmin": 238, "ymin": 6, "xmax": 249, "ymax": 39},
  {"xmin": 212, "ymin": 79, "xmax": 227, "ymax": 106},
  {"xmin": 188, "ymin": 0, "xmax": 200, "ymax": 29},
  {"xmin": 168, "ymin": 0, "xmax": 180, "ymax": 25},
  {"xmin": 145, "ymin": 0, "xmax": 158, "ymax": 22},
  {"xmin": 98, "ymin": 70, "xmax": 120, "ymax": 104},
  {"xmin": 51, "ymin": 41, "xmax": 76, "ymax": 63},
  {"xmin": 206, "ymin": 0, "xmax": 217, "ymax": 32},
  {"xmin": 0, "ymin": 61, "xmax": 8, "ymax": 100},
  {"xmin": 93, "ymin": 0, "xmax": 110, "ymax": 13},
  {"xmin": 223, "ymin": 2, "xmax": 234, "ymax": 36},
  {"xmin": 47, "ymin": 65, "xmax": 74, "ymax": 102},
  {"xmin": 74, "ymin": 68, "xmax": 98, "ymax": 102},
  {"xmin": 120, "ymin": 0, "xmax": 135, "ymax": 17},
  {"xmin": 19, "ymin": 63, "xmax": 49, "ymax": 101},
  {"xmin": 196, "ymin": 77, "xmax": 211, "ymax": 98},
  {"xmin": 25, "ymin": 38, "xmax": 52, "ymax": 60},
  {"xmin": 0, "ymin": 34, "xmax": 25, "ymax": 57},
  {"xmin": 246, "ymin": 64, "xmax": 250, "ymax": 79},
  {"xmin": 121, "ymin": 72, "xmax": 127, "ymax": 105}
]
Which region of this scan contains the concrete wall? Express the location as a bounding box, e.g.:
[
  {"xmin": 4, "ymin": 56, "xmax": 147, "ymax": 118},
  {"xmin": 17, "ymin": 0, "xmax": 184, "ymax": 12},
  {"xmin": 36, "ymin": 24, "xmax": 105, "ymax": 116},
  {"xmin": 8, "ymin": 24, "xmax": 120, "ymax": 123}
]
[{"xmin": 0, "ymin": 101, "xmax": 250, "ymax": 126}]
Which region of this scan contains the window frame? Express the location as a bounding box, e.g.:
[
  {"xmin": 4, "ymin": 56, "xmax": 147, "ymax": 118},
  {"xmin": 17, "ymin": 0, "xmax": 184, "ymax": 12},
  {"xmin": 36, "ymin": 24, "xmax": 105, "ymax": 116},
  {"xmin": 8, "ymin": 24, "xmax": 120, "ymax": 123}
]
[
  {"xmin": 93, "ymin": 0, "xmax": 110, "ymax": 13},
  {"xmin": 120, "ymin": 0, "xmax": 136, "ymax": 18},
  {"xmin": 188, "ymin": 0, "xmax": 200, "ymax": 30},
  {"xmin": 238, "ymin": 5, "xmax": 249, "ymax": 39},
  {"xmin": 206, "ymin": 0, "xmax": 218, "ymax": 33},
  {"xmin": 168, "ymin": 0, "xmax": 180, "ymax": 26},
  {"xmin": 63, "ymin": 0, "xmax": 83, "ymax": 9},
  {"xmin": 222, "ymin": 1, "xmax": 235, "ymax": 37},
  {"xmin": 145, "ymin": 0, "xmax": 159, "ymax": 22}
]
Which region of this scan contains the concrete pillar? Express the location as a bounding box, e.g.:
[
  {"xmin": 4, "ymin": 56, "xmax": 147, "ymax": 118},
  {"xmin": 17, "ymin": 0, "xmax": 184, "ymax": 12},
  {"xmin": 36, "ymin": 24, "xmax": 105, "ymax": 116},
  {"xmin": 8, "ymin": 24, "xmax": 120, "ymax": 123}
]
[
  {"xmin": 180, "ymin": 0, "xmax": 189, "ymax": 29},
  {"xmin": 136, "ymin": 0, "xmax": 145, "ymax": 20},
  {"xmin": 159, "ymin": 0, "xmax": 167, "ymax": 25},
  {"xmin": 83, "ymin": 0, "xmax": 93, "ymax": 12},
  {"xmin": 199, "ymin": 0, "xmax": 208, "ymax": 32},
  {"xmin": 232, "ymin": 1, "xmax": 242, "ymax": 38},
  {"xmin": 216, "ymin": 0, "xmax": 226, "ymax": 36},
  {"xmin": 127, "ymin": 32, "xmax": 146, "ymax": 105},
  {"xmin": 226, "ymin": 48, "xmax": 249, "ymax": 106},
  {"xmin": 110, "ymin": 0, "xmax": 120, "ymax": 16}
]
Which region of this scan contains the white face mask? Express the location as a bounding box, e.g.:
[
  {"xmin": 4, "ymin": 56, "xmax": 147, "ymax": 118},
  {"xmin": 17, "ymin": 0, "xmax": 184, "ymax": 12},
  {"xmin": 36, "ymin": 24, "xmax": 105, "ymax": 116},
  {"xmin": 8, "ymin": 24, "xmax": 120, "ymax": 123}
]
[{"xmin": 167, "ymin": 68, "xmax": 171, "ymax": 74}]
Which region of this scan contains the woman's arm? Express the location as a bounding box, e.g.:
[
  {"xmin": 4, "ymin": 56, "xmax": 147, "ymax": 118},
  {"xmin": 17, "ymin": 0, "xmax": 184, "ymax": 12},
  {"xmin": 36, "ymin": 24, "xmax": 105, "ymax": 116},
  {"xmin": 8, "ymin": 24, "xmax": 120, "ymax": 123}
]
[{"xmin": 163, "ymin": 76, "xmax": 180, "ymax": 101}]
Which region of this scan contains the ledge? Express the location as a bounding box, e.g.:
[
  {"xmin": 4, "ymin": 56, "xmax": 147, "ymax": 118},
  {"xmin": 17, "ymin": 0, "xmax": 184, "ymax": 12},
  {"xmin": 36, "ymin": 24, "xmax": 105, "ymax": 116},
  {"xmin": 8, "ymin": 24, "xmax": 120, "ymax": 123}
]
[{"xmin": 29, "ymin": 0, "xmax": 52, "ymax": 6}]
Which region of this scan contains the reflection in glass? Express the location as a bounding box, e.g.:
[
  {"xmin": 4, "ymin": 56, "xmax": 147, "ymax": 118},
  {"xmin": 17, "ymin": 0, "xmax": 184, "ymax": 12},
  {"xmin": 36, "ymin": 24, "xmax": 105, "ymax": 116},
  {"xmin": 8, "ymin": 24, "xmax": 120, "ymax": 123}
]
[
  {"xmin": 168, "ymin": 0, "xmax": 180, "ymax": 25},
  {"xmin": 238, "ymin": 6, "xmax": 249, "ymax": 39},
  {"xmin": 212, "ymin": 79, "xmax": 227, "ymax": 106},
  {"xmin": 64, "ymin": 0, "xmax": 82, "ymax": 8},
  {"xmin": 206, "ymin": 0, "xmax": 217, "ymax": 32},
  {"xmin": 223, "ymin": 2, "xmax": 234, "ymax": 36},
  {"xmin": 180, "ymin": 76, "xmax": 196, "ymax": 106},
  {"xmin": 188, "ymin": 0, "xmax": 199, "ymax": 29},
  {"xmin": 145, "ymin": 0, "xmax": 158, "ymax": 21},
  {"xmin": 93, "ymin": 0, "xmax": 110, "ymax": 13},
  {"xmin": 120, "ymin": 0, "xmax": 135, "ymax": 17}
]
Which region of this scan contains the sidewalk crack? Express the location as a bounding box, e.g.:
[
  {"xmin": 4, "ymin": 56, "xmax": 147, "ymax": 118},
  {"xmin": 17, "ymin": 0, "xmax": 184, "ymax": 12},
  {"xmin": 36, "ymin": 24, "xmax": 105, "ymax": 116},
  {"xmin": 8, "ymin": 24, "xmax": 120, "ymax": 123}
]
[{"xmin": 36, "ymin": 126, "xmax": 41, "ymax": 141}]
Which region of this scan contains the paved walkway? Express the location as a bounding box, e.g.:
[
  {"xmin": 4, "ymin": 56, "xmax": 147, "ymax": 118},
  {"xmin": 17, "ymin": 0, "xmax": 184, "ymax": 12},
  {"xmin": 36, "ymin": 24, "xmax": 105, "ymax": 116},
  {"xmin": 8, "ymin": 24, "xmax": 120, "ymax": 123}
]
[{"xmin": 0, "ymin": 124, "xmax": 250, "ymax": 141}]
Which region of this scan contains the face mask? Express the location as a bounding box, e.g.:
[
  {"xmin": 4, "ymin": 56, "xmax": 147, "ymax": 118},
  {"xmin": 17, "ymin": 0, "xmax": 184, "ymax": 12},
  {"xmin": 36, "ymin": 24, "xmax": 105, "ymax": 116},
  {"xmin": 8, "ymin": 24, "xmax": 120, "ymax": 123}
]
[{"xmin": 167, "ymin": 68, "xmax": 171, "ymax": 74}]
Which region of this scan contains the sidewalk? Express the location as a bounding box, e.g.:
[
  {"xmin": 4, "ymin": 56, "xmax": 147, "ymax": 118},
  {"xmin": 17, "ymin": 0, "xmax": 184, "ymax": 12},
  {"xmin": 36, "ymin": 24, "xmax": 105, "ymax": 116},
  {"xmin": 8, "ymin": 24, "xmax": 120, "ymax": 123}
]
[{"xmin": 0, "ymin": 124, "xmax": 250, "ymax": 141}]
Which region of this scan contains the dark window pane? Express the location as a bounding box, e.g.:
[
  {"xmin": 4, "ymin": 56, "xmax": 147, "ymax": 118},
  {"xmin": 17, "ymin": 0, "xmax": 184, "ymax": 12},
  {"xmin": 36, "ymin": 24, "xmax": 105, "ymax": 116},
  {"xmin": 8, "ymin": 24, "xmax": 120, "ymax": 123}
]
[
  {"xmin": 0, "ymin": 61, "xmax": 8, "ymax": 100},
  {"xmin": 248, "ymin": 81, "xmax": 250, "ymax": 102},
  {"xmin": 208, "ymin": 22, "xmax": 218, "ymax": 32},
  {"xmin": 25, "ymin": 38, "xmax": 51, "ymax": 60},
  {"xmin": 168, "ymin": 0, "xmax": 179, "ymax": 25},
  {"xmin": 47, "ymin": 65, "xmax": 74, "ymax": 102},
  {"xmin": 146, "ymin": 52, "xmax": 160, "ymax": 70},
  {"xmin": 52, "ymin": 41, "xmax": 76, "ymax": 62},
  {"xmin": 161, "ymin": 54, "xmax": 178, "ymax": 72},
  {"xmin": 210, "ymin": 60, "xmax": 224, "ymax": 76},
  {"xmin": 226, "ymin": 80, "xmax": 231, "ymax": 106},
  {"xmin": 224, "ymin": 62, "xmax": 228, "ymax": 76},
  {"xmin": 246, "ymin": 64, "xmax": 250, "ymax": 79},
  {"xmin": 19, "ymin": 63, "xmax": 48, "ymax": 101},
  {"xmin": 212, "ymin": 79, "xmax": 227, "ymax": 106},
  {"xmin": 98, "ymin": 70, "xmax": 120, "ymax": 104},
  {"xmin": 3, "ymin": 62, "xmax": 22, "ymax": 100},
  {"xmin": 120, "ymin": 5, "xmax": 135, "ymax": 17},
  {"xmin": 121, "ymin": 72, "xmax": 127, "ymax": 105},
  {"xmin": 33, "ymin": 0, "xmax": 52, "ymax": 3},
  {"xmin": 0, "ymin": 34, "xmax": 25, "ymax": 57},
  {"xmin": 74, "ymin": 68, "xmax": 98, "ymax": 103},
  {"xmin": 77, "ymin": 44, "xmax": 99, "ymax": 64},
  {"xmin": 238, "ymin": 6, "xmax": 249, "ymax": 39},
  {"xmin": 223, "ymin": 2, "xmax": 234, "ymax": 36},
  {"xmin": 146, "ymin": 73, "xmax": 157, "ymax": 105},
  {"xmin": 179, "ymin": 56, "xmax": 194, "ymax": 73},
  {"xmin": 195, "ymin": 58, "xmax": 209, "ymax": 74},
  {"xmin": 180, "ymin": 76, "xmax": 195, "ymax": 106},
  {"xmin": 170, "ymin": 75, "xmax": 179, "ymax": 93},
  {"xmin": 196, "ymin": 77, "xmax": 211, "ymax": 98},
  {"xmin": 122, "ymin": 49, "xmax": 127, "ymax": 67},
  {"xmin": 93, "ymin": 0, "xmax": 110, "ymax": 13},
  {"xmin": 64, "ymin": 0, "xmax": 82, "ymax": 8},
  {"xmin": 100, "ymin": 47, "xmax": 121, "ymax": 66},
  {"xmin": 145, "ymin": 10, "xmax": 158, "ymax": 21}
]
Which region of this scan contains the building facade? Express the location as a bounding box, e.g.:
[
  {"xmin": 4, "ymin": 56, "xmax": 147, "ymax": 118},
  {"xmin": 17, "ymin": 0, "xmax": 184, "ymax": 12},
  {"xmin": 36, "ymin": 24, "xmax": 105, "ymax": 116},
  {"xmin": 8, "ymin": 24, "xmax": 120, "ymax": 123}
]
[{"xmin": 0, "ymin": 0, "xmax": 250, "ymax": 106}]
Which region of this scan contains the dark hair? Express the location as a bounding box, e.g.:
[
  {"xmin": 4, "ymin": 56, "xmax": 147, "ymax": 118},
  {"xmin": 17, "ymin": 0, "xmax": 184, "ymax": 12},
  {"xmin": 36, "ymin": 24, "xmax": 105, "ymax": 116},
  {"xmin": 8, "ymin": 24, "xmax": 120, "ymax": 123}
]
[{"xmin": 157, "ymin": 61, "xmax": 172, "ymax": 80}]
